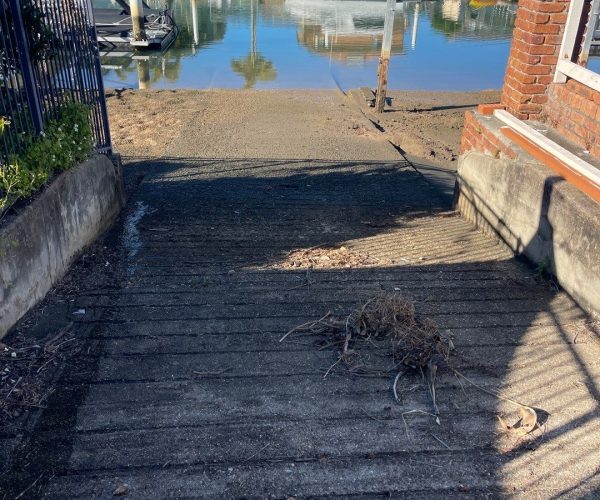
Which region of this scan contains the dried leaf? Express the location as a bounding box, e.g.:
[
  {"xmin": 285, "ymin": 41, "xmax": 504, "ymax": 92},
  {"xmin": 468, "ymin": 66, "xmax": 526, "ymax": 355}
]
[
  {"xmin": 498, "ymin": 406, "xmax": 537, "ymax": 436},
  {"xmin": 113, "ymin": 483, "xmax": 129, "ymax": 496}
]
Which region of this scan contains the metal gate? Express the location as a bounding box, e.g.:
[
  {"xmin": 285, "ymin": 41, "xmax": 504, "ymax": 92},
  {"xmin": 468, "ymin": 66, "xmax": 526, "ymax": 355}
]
[{"xmin": 0, "ymin": 0, "xmax": 111, "ymax": 161}]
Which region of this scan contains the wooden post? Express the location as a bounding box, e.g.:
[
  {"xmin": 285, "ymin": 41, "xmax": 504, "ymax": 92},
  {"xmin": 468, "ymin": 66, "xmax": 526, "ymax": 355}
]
[
  {"xmin": 375, "ymin": 0, "xmax": 396, "ymax": 113},
  {"xmin": 130, "ymin": 0, "xmax": 147, "ymax": 42}
]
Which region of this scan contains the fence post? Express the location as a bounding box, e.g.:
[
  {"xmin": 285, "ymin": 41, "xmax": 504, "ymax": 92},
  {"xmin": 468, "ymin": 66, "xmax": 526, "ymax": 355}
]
[
  {"xmin": 84, "ymin": 0, "xmax": 113, "ymax": 153},
  {"xmin": 8, "ymin": 0, "xmax": 44, "ymax": 134}
]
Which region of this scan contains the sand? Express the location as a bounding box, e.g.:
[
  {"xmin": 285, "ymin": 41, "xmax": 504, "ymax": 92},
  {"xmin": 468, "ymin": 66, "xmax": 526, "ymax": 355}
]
[{"xmin": 105, "ymin": 88, "xmax": 501, "ymax": 167}]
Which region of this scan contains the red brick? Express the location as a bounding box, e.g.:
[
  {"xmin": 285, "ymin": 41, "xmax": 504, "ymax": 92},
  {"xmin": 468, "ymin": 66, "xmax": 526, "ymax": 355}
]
[
  {"xmin": 570, "ymin": 110, "xmax": 588, "ymax": 127},
  {"xmin": 570, "ymin": 80, "xmax": 595, "ymax": 100},
  {"xmin": 549, "ymin": 12, "xmax": 568, "ymax": 23},
  {"xmin": 573, "ymin": 123, "xmax": 590, "ymax": 140},
  {"xmin": 528, "ymin": 45, "xmax": 558, "ymax": 55},
  {"xmin": 517, "ymin": 103, "xmax": 543, "ymax": 113},
  {"xmin": 544, "ymin": 34, "xmax": 564, "ymax": 45},
  {"xmin": 477, "ymin": 103, "xmax": 505, "ymax": 115},
  {"xmin": 517, "ymin": 83, "xmax": 547, "ymax": 94},
  {"xmin": 531, "ymin": 94, "xmax": 549, "ymax": 104},
  {"xmin": 519, "ymin": 10, "xmax": 550, "ymax": 24},
  {"xmin": 521, "ymin": 1, "xmax": 565, "ymax": 13},
  {"xmin": 513, "ymin": 27, "xmax": 545, "ymax": 45},
  {"xmin": 540, "ymin": 55, "xmax": 559, "ymax": 65},
  {"xmin": 513, "ymin": 61, "xmax": 552, "ymax": 75},
  {"xmin": 507, "ymin": 66, "xmax": 537, "ymax": 84},
  {"xmin": 537, "ymin": 75, "xmax": 553, "ymax": 85},
  {"xmin": 513, "ymin": 50, "xmax": 542, "ymax": 65},
  {"xmin": 532, "ymin": 24, "xmax": 561, "ymax": 34}
]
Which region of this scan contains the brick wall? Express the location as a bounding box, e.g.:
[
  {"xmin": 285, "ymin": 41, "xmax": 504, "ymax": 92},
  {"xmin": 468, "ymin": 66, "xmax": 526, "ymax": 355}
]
[
  {"xmin": 500, "ymin": 0, "xmax": 569, "ymax": 120},
  {"xmin": 462, "ymin": 0, "xmax": 600, "ymax": 161},
  {"xmin": 460, "ymin": 108, "xmax": 518, "ymax": 159},
  {"xmin": 543, "ymin": 79, "xmax": 600, "ymax": 157}
]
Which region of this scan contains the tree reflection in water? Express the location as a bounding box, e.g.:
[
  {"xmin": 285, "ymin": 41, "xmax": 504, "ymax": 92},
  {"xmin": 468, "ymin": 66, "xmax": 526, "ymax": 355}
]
[{"xmin": 230, "ymin": 0, "xmax": 277, "ymax": 88}]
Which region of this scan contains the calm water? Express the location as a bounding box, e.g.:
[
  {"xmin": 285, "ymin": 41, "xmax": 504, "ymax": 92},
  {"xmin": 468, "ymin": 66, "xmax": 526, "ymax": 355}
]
[{"xmin": 97, "ymin": 0, "xmax": 522, "ymax": 91}]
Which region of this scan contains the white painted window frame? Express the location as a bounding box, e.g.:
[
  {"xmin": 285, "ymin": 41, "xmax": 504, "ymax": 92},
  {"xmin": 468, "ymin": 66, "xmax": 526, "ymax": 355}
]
[{"xmin": 554, "ymin": 0, "xmax": 600, "ymax": 90}]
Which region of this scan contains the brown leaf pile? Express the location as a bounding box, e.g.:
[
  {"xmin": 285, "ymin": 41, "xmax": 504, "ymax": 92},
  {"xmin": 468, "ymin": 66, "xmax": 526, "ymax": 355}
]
[
  {"xmin": 277, "ymin": 246, "xmax": 384, "ymax": 269},
  {"xmin": 282, "ymin": 294, "xmax": 453, "ymax": 375}
]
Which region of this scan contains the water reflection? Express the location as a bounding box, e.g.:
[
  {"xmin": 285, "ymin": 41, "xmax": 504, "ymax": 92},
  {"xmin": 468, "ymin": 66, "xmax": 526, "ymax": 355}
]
[
  {"xmin": 97, "ymin": 0, "xmax": 520, "ymax": 90},
  {"xmin": 292, "ymin": 0, "xmax": 405, "ymax": 63},
  {"xmin": 428, "ymin": 0, "xmax": 515, "ymax": 39},
  {"xmin": 230, "ymin": 0, "xmax": 277, "ymax": 87}
]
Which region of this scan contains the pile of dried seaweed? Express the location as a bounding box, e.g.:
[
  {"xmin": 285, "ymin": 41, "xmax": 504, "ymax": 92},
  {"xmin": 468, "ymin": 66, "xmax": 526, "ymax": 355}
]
[
  {"xmin": 282, "ymin": 293, "xmax": 541, "ymax": 432},
  {"xmin": 0, "ymin": 323, "xmax": 79, "ymax": 422},
  {"xmin": 281, "ymin": 294, "xmax": 454, "ymax": 413},
  {"xmin": 276, "ymin": 245, "xmax": 385, "ymax": 269}
]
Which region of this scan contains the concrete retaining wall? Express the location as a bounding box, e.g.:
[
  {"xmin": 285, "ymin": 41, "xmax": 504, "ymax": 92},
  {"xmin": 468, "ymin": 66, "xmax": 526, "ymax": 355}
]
[
  {"xmin": 0, "ymin": 155, "xmax": 124, "ymax": 338},
  {"xmin": 456, "ymin": 151, "xmax": 600, "ymax": 317}
]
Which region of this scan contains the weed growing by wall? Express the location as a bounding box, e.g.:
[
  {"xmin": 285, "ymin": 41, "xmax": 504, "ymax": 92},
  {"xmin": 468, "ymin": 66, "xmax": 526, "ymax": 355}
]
[{"xmin": 0, "ymin": 102, "xmax": 93, "ymax": 215}]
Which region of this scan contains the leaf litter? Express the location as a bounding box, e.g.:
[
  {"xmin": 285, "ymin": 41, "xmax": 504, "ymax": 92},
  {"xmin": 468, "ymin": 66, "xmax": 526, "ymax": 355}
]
[
  {"xmin": 273, "ymin": 245, "xmax": 389, "ymax": 269},
  {"xmin": 281, "ymin": 293, "xmax": 539, "ymax": 435},
  {"xmin": 0, "ymin": 322, "xmax": 80, "ymax": 423}
]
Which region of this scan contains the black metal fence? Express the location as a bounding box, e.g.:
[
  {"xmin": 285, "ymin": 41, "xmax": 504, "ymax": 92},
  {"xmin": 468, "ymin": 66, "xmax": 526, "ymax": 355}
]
[{"xmin": 0, "ymin": 0, "xmax": 111, "ymax": 162}]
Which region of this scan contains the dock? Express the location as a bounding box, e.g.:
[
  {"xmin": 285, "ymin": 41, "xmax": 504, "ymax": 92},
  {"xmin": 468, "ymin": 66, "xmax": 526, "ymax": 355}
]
[{"xmin": 94, "ymin": 3, "xmax": 177, "ymax": 51}]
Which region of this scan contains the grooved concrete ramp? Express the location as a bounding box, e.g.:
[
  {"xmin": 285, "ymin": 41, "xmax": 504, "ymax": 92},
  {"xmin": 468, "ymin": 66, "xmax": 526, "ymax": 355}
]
[{"xmin": 2, "ymin": 157, "xmax": 599, "ymax": 498}]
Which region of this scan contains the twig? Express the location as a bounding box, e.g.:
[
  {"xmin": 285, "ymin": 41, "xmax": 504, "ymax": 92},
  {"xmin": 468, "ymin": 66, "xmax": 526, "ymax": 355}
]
[
  {"xmin": 279, "ymin": 312, "xmax": 331, "ymax": 343},
  {"xmin": 36, "ymin": 356, "xmax": 58, "ymax": 375},
  {"xmin": 44, "ymin": 322, "xmax": 73, "ymax": 352},
  {"xmin": 431, "ymin": 433, "xmax": 451, "ymax": 450},
  {"xmin": 342, "ymin": 314, "xmax": 353, "ymax": 356},
  {"xmin": 15, "ymin": 473, "xmax": 44, "ymax": 499},
  {"xmin": 452, "ymin": 369, "xmax": 529, "ymax": 409},
  {"xmin": 393, "ymin": 370, "xmax": 403, "ymax": 402},
  {"xmin": 426, "ymin": 360, "xmax": 439, "ymax": 415},
  {"xmin": 323, "ymin": 356, "xmax": 343, "ymax": 379},
  {"xmin": 244, "ymin": 443, "xmax": 272, "ymax": 462},
  {"xmin": 401, "ymin": 409, "xmax": 441, "ymax": 437},
  {"xmin": 5, "ymin": 376, "xmax": 22, "ymax": 399}
]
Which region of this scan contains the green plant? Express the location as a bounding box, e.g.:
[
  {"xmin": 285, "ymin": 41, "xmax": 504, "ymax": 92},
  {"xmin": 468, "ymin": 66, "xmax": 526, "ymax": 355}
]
[
  {"xmin": 535, "ymin": 256, "xmax": 552, "ymax": 278},
  {"xmin": 0, "ymin": 102, "xmax": 93, "ymax": 214},
  {"xmin": 21, "ymin": 0, "xmax": 60, "ymax": 62}
]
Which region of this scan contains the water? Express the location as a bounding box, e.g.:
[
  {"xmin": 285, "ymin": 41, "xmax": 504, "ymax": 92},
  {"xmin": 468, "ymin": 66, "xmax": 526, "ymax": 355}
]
[{"xmin": 97, "ymin": 0, "xmax": 522, "ymax": 91}]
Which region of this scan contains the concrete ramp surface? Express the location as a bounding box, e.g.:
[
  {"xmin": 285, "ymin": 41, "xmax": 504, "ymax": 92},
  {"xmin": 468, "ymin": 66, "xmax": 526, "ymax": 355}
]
[{"xmin": 1, "ymin": 157, "xmax": 599, "ymax": 498}]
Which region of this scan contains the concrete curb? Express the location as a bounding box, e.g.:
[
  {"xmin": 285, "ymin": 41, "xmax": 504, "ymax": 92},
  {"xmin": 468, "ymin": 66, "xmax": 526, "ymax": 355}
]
[
  {"xmin": 456, "ymin": 151, "xmax": 600, "ymax": 317},
  {"xmin": 0, "ymin": 155, "xmax": 124, "ymax": 338}
]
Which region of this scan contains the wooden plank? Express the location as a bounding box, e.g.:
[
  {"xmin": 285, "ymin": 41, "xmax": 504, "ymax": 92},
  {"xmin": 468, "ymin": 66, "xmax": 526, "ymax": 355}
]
[
  {"xmin": 555, "ymin": 0, "xmax": 586, "ymax": 83},
  {"xmin": 556, "ymin": 59, "xmax": 600, "ymax": 92},
  {"xmin": 494, "ymin": 110, "xmax": 600, "ymax": 201}
]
